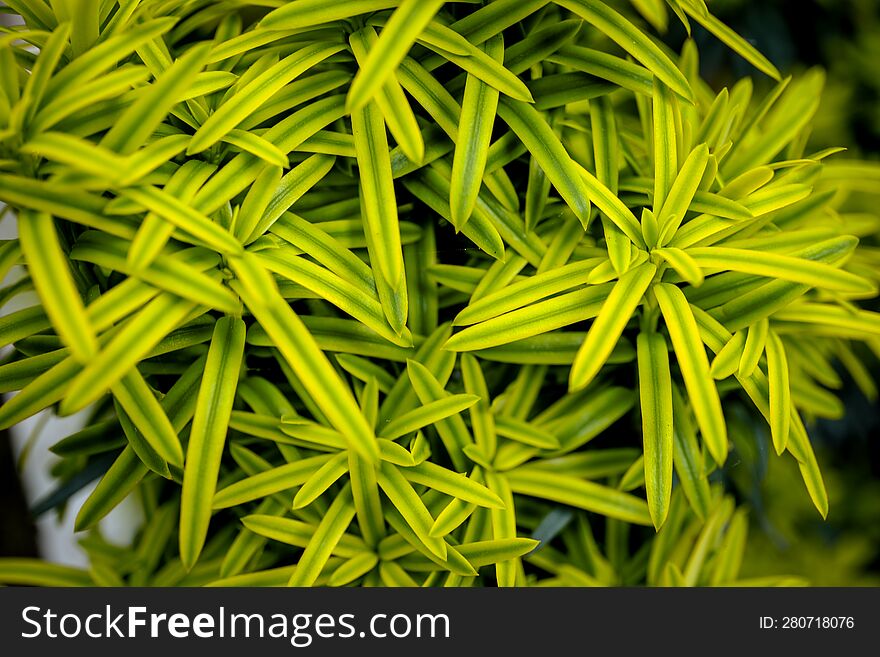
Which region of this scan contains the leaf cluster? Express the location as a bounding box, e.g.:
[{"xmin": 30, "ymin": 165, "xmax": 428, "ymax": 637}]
[{"xmin": 1, "ymin": 0, "xmax": 879, "ymax": 587}]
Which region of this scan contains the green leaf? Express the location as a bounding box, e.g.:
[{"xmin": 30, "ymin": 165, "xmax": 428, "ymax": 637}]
[
  {"xmin": 0, "ymin": 239, "xmax": 22, "ymax": 281},
  {"xmin": 348, "ymin": 0, "xmax": 444, "ymax": 111},
  {"xmin": 506, "ymin": 467, "xmax": 652, "ymax": 525},
  {"xmin": 448, "ymin": 283, "xmax": 616, "ymax": 353},
  {"xmin": 653, "ymin": 283, "xmax": 727, "ymax": 465},
  {"xmin": 406, "ymin": 360, "xmax": 471, "ymax": 470},
  {"xmin": 75, "ymin": 447, "xmax": 147, "ymax": 532},
  {"xmin": 351, "ymin": 99, "xmax": 404, "ymax": 288},
  {"xmin": 213, "ymin": 454, "xmax": 334, "ymax": 509},
  {"xmin": 484, "ymin": 471, "xmax": 519, "ymax": 586},
  {"xmin": 556, "ymin": 0, "xmax": 693, "ymax": 100},
  {"xmin": 230, "ymin": 252, "xmax": 379, "ymax": 462},
  {"xmin": 258, "ymin": 250, "xmax": 410, "ymax": 347},
  {"xmin": 43, "ymin": 18, "xmax": 177, "ymax": 104},
  {"xmin": 688, "ymin": 192, "xmax": 753, "ymax": 220},
  {"xmin": 377, "ymin": 460, "xmax": 448, "ymax": 559},
  {"xmin": 288, "ymin": 485, "xmax": 358, "ymax": 586},
  {"xmin": 657, "ymin": 144, "xmax": 711, "ymax": 244},
  {"xmin": 114, "ymin": 370, "xmax": 183, "ymax": 470},
  {"xmin": 460, "ymin": 354, "xmax": 497, "ymax": 457},
  {"xmin": 671, "ymin": 387, "xmax": 712, "ymax": 520},
  {"xmin": 243, "ymin": 509, "xmax": 365, "ymax": 560},
  {"xmin": 652, "ymin": 80, "xmax": 677, "ymax": 213},
  {"xmin": 60, "ymin": 294, "xmax": 197, "ymax": 415},
  {"xmin": 450, "ymin": 34, "xmax": 503, "ymax": 228},
  {"xmin": 180, "ymin": 316, "xmax": 246, "ymax": 569},
  {"xmin": 128, "ymin": 160, "xmax": 217, "ymax": 269},
  {"xmin": 350, "ymin": 26, "xmax": 424, "ymax": 164},
  {"xmin": 14, "ymin": 21, "xmax": 71, "ymax": 132},
  {"xmin": 570, "ymin": 263, "xmax": 656, "ymax": 391},
  {"xmin": 271, "ymin": 214, "xmax": 376, "ymax": 296},
  {"xmin": 497, "ymin": 97, "xmax": 591, "ymax": 227},
  {"xmin": 193, "ymin": 95, "xmax": 347, "ymax": 215},
  {"xmin": 121, "ymin": 185, "xmax": 243, "ymax": 256},
  {"xmin": 18, "ymin": 211, "xmax": 97, "ymax": 361},
  {"xmin": 330, "ymin": 552, "xmax": 380, "ymax": 587},
  {"xmin": 709, "ymin": 509, "xmax": 749, "ymax": 585},
  {"xmin": 187, "ymin": 42, "xmax": 344, "ymax": 154},
  {"xmin": 71, "ymin": 234, "xmax": 241, "ymax": 315},
  {"xmin": 738, "ymin": 317, "xmax": 768, "ymax": 378},
  {"xmin": 457, "ymin": 537, "xmax": 540, "ymax": 569},
  {"xmin": 21, "ymin": 131, "xmax": 127, "ymax": 184},
  {"xmin": 637, "ymin": 331, "xmax": 674, "ymax": 529},
  {"xmin": 549, "ymin": 45, "xmax": 654, "ymax": 97},
  {"xmin": 709, "ymin": 330, "xmax": 746, "ymax": 379},
  {"xmin": 574, "ymin": 161, "xmax": 644, "ymax": 244},
  {"xmin": 495, "ymin": 415, "xmax": 561, "ymax": 450},
  {"xmin": 400, "ymin": 461, "xmax": 504, "ymax": 508},
  {"xmin": 416, "ymin": 21, "xmax": 533, "ymax": 103},
  {"xmin": 260, "ymin": 0, "xmax": 400, "ymax": 30},
  {"xmin": 0, "ymin": 559, "xmax": 93, "ymax": 587},
  {"xmin": 102, "ymin": 43, "xmax": 210, "ymax": 154},
  {"xmin": 454, "ymin": 259, "xmax": 599, "ymax": 326},
  {"xmin": 681, "ymin": 4, "xmax": 780, "ymax": 80},
  {"xmin": 403, "ymin": 165, "xmax": 506, "ymax": 261},
  {"xmin": 686, "ymin": 246, "xmax": 876, "ymax": 294},
  {"xmin": 654, "ymin": 247, "xmax": 704, "ymax": 287},
  {"xmin": 380, "ymin": 393, "xmax": 479, "ymax": 440},
  {"xmin": 0, "ymin": 174, "xmax": 133, "ymax": 238},
  {"xmin": 292, "ymin": 452, "xmax": 350, "ymax": 509},
  {"xmin": 765, "ymin": 330, "xmax": 790, "ymax": 455},
  {"xmin": 222, "ymin": 129, "xmax": 290, "ymax": 168}
]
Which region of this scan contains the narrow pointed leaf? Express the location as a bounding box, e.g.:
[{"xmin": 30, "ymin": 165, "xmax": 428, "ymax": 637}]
[
  {"xmin": 18, "ymin": 211, "xmax": 97, "ymax": 361},
  {"xmin": 637, "ymin": 331, "xmax": 674, "ymax": 529},
  {"xmin": 188, "ymin": 43, "xmax": 344, "ymax": 154},
  {"xmin": 556, "ymin": 0, "xmax": 693, "ymax": 100},
  {"xmin": 351, "ymin": 100, "xmax": 404, "ymax": 287},
  {"xmin": 288, "ymin": 486, "xmax": 358, "ymax": 587},
  {"xmin": 506, "ymin": 467, "xmax": 652, "ymax": 525},
  {"xmin": 377, "ymin": 461, "xmax": 448, "ymax": 559},
  {"xmin": 766, "ymin": 330, "xmax": 791, "ymax": 454},
  {"xmin": 450, "ymin": 34, "xmax": 503, "ymax": 228},
  {"xmin": 570, "ymin": 263, "xmax": 656, "ymax": 391},
  {"xmin": 654, "ymin": 283, "xmax": 727, "ymax": 464},
  {"xmin": 230, "ymin": 253, "xmax": 379, "ymax": 462},
  {"xmin": 180, "ymin": 316, "xmax": 246, "ymax": 569},
  {"xmin": 497, "ymin": 98, "xmax": 590, "ymax": 227},
  {"xmin": 347, "ymin": 0, "xmax": 445, "ymax": 111}
]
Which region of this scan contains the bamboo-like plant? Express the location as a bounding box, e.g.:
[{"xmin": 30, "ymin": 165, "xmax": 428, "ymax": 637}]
[{"xmin": 1, "ymin": 0, "xmax": 879, "ymax": 587}]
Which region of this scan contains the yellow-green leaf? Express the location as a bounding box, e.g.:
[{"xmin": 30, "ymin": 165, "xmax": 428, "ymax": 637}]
[
  {"xmin": 556, "ymin": 0, "xmax": 692, "ymax": 100},
  {"xmin": 347, "ymin": 0, "xmax": 445, "ymax": 111},
  {"xmin": 187, "ymin": 42, "xmax": 344, "ymax": 154},
  {"xmin": 506, "ymin": 467, "xmax": 652, "ymax": 525},
  {"xmin": 654, "ymin": 283, "xmax": 727, "ymax": 464},
  {"xmin": 570, "ymin": 262, "xmax": 656, "ymax": 391},
  {"xmin": 18, "ymin": 211, "xmax": 97, "ymax": 362},
  {"xmin": 180, "ymin": 316, "xmax": 246, "ymax": 569},
  {"xmin": 230, "ymin": 252, "xmax": 379, "ymax": 462},
  {"xmin": 765, "ymin": 330, "xmax": 791, "ymax": 454},
  {"xmin": 450, "ymin": 34, "xmax": 503, "ymax": 228},
  {"xmin": 637, "ymin": 330, "xmax": 674, "ymax": 529}
]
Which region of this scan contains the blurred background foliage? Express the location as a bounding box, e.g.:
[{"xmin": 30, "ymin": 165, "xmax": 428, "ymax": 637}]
[
  {"xmin": 685, "ymin": 0, "xmax": 880, "ymax": 586},
  {"xmin": 687, "ymin": 0, "xmax": 880, "ymax": 153}
]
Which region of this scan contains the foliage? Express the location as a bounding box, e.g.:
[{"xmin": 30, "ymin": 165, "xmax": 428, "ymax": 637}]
[{"xmin": 1, "ymin": 0, "xmax": 879, "ymax": 587}]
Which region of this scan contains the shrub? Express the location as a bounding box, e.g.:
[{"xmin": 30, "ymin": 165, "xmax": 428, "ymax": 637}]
[{"xmin": 1, "ymin": 0, "xmax": 879, "ymax": 587}]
